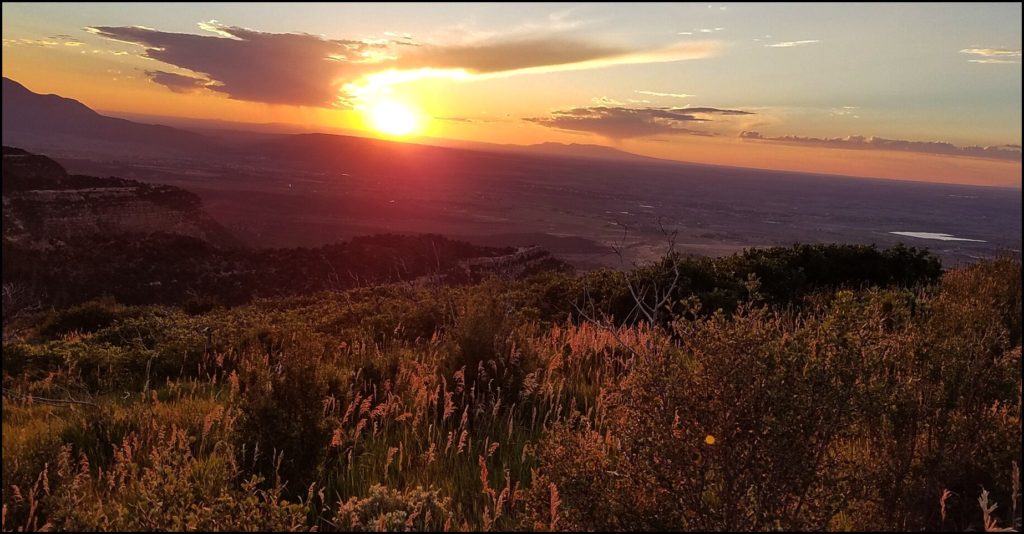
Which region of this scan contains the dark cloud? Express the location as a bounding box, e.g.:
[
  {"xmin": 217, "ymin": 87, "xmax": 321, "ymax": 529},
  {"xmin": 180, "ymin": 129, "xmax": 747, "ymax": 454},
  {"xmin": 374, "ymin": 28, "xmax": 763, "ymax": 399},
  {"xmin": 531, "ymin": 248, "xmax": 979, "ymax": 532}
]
[
  {"xmin": 740, "ymin": 131, "xmax": 1022, "ymax": 162},
  {"xmin": 145, "ymin": 70, "xmax": 208, "ymax": 93},
  {"xmin": 88, "ymin": 23, "xmax": 384, "ymax": 107},
  {"xmin": 526, "ymin": 106, "xmax": 752, "ymax": 139}
]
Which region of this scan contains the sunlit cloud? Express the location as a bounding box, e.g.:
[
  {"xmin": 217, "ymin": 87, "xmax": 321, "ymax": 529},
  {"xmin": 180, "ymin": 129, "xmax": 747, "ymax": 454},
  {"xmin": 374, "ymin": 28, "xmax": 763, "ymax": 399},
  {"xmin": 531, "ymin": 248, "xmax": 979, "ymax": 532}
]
[
  {"xmin": 342, "ymin": 40, "xmax": 719, "ymax": 103},
  {"xmin": 87, "ymin": 20, "xmax": 721, "ymax": 108},
  {"xmin": 635, "ymin": 90, "xmax": 695, "ymax": 99},
  {"xmin": 960, "ymin": 47, "xmax": 1021, "ymax": 64},
  {"xmin": 681, "ymin": 27, "xmax": 724, "ymax": 35},
  {"xmin": 592, "ymin": 96, "xmax": 629, "ymax": 105},
  {"xmin": 739, "ymin": 131, "xmax": 1022, "ymax": 161},
  {"xmin": 390, "ymin": 37, "xmax": 628, "ymax": 73},
  {"xmin": 526, "ymin": 105, "xmax": 752, "ymax": 139},
  {"xmin": 766, "ymin": 40, "xmax": 820, "ymax": 48},
  {"xmin": 195, "ymin": 20, "xmax": 238, "ymax": 39},
  {"xmin": 2, "ymin": 36, "xmax": 82, "ymax": 47},
  {"xmin": 967, "ymin": 58, "xmax": 1021, "ymax": 64},
  {"xmin": 420, "ymin": 39, "xmax": 719, "ymax": 80}
]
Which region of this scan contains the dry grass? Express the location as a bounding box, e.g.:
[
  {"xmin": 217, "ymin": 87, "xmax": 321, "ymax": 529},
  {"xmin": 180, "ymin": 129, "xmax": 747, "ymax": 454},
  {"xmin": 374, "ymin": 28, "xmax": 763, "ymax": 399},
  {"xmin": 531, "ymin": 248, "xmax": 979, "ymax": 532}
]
[{"xmin": 1, "ymin": 255, "xmax": 1019, "ymax": 531}]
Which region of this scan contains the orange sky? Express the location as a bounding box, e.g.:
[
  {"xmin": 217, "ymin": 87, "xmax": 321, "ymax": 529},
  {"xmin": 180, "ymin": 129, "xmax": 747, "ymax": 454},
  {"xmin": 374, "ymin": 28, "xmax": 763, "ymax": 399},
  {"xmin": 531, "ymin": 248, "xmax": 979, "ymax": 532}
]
[{"xmin": 2, "ymin": 3, "xmax": 1021, "ymax": 187}]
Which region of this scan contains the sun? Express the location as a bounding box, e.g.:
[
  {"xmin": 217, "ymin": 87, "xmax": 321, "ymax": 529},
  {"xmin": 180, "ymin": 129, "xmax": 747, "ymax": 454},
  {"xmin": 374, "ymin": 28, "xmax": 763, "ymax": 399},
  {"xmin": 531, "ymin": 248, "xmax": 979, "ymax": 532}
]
[{"xmin": 367, "ymin": 100, "xmax": 421, "ymax": 136}]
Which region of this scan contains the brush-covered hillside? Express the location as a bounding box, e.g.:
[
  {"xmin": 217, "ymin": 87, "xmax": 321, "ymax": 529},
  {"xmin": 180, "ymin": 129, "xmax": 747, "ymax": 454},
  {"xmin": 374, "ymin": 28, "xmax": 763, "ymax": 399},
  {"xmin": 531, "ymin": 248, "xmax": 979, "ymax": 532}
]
[{"xmin": 3, "ymin": 242, "xmax": 1020, "ymax": 532}]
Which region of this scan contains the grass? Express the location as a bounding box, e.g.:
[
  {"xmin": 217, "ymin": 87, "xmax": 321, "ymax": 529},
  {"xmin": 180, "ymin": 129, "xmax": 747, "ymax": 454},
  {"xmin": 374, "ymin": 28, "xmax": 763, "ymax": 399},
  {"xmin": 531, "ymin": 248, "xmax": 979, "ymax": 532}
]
[{"xmin": 1, "ymin": 249, "xmax": 1019, "ymax": 531}]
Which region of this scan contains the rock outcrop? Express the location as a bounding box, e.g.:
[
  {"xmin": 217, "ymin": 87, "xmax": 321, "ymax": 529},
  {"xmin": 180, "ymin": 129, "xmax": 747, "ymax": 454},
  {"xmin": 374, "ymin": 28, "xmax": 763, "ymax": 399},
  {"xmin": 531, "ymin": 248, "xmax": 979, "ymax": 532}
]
[{"xmin": 2, "ymin": 147, "xmax": 238, "ymax": 248}]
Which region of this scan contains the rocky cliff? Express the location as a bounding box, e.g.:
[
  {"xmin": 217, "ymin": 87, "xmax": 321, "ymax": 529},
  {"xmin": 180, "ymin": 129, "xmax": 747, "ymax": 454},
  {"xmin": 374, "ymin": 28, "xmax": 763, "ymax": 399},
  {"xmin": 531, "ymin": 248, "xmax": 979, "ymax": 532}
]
[{"xmin": 2, "ymin": 147, "xmax": 238, "ymax": 248}]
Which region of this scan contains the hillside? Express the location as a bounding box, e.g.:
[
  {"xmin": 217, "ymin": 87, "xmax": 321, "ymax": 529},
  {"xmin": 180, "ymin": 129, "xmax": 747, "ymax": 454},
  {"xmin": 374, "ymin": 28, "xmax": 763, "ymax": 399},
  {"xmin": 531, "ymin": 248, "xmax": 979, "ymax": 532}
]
[{"xmin": 2, "ymin": 245, "xmax": 1019, "ymax": 532}]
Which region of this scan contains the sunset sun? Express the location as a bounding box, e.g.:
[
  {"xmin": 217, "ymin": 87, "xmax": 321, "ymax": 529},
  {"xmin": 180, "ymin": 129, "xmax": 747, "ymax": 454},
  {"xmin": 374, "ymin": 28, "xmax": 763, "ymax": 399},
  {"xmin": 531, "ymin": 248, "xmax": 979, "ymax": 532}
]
[{"xmin": 367, "ymin": 100, "xmax": 421, "ymax": 136}]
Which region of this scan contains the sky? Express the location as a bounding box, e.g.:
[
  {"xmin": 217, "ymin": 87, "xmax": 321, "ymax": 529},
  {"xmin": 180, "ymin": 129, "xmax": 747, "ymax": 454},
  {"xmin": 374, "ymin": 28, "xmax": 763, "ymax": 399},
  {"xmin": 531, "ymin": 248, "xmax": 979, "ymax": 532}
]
[{"xmin": 2, "ymin": 2, "xmax": 1021, "ymax": 186}]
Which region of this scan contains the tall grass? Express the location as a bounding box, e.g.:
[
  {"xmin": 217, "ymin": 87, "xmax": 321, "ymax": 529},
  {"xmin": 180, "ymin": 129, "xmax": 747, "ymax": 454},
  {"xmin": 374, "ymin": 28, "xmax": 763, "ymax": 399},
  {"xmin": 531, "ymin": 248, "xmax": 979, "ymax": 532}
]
[{"xmin": 1, "ymin": 254, "xmax": 1019, "ymax": 531}]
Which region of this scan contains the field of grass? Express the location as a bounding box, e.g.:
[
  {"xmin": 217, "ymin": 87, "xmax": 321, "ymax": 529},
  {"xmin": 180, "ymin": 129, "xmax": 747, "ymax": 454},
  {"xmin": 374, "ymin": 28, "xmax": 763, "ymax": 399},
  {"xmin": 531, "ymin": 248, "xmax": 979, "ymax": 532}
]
[{"xmin": 2, "ymin": 245, "xmax": 1020, "ymax": 531}]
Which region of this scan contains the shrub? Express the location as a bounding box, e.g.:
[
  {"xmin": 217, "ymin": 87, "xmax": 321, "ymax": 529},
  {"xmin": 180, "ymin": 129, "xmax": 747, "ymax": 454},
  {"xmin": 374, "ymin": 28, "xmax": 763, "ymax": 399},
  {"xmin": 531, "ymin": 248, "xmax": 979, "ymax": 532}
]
[
  {"xmin": 236, "ymin": 340, "xmax": 337, "ymax": 494},
  {"xmin": 333, "ymin": 484, "xmax": 452, "ymax": 531},
  {"xmin": 37, "ymin": 298, "xmax": 126, "ymax": 339}
]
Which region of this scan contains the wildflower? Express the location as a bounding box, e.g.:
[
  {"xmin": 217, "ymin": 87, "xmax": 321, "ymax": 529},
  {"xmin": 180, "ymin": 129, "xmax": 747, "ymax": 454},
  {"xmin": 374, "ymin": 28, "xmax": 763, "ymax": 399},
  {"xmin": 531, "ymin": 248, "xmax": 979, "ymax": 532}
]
[{"xmin": 705, "ymin": 434, "xmax": 716, "ymax": 446}]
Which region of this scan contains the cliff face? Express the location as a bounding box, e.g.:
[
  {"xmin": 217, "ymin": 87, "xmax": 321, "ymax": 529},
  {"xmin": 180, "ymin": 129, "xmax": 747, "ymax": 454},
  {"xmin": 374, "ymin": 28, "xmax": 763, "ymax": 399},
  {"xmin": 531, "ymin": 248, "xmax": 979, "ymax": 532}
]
[{"xmin": 2, "ymin": 147, "xmax": 238, "ymax": 248}]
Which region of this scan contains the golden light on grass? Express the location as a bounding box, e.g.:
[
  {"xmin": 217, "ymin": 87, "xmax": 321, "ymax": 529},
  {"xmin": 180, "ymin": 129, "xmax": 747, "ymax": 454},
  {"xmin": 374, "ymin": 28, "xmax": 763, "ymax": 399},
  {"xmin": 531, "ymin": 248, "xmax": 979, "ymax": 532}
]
[{"xmin": 366, "ymin": 100, "xmax": 422, "ymax": 136}]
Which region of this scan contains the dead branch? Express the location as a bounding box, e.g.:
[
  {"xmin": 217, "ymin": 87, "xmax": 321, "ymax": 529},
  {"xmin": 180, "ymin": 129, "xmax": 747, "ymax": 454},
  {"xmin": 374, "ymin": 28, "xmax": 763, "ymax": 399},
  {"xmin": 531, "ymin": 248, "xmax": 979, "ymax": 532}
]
[{"xmin": 2, "ymin": 387, "xmax": 98, "ymax": 407}]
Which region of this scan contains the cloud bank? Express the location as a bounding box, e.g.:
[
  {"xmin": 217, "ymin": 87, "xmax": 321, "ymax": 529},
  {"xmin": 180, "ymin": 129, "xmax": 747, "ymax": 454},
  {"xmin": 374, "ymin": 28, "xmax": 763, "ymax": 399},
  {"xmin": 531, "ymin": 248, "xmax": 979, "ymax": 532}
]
[
  {"xmin": 739, "ymin": 131, "xmax": 1022, "ymax": 161},
  {"xmin": 87, "ymin": 23, "xmax": 384, "ymax": 107},
  {"xmin": 526, "ymin": 105, "xmax": 752, "ymax": 139},
  {"xmin": 87, "ymin": 21, "xmax": 719, "ymax": 107}
]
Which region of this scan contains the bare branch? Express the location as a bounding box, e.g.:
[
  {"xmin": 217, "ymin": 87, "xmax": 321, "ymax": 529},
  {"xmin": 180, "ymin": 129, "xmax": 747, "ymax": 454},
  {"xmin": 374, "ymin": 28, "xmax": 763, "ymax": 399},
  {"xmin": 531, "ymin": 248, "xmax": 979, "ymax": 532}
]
[{"xmin": 3, "ymin": 388, "xmax": 98, "ymax": 407}]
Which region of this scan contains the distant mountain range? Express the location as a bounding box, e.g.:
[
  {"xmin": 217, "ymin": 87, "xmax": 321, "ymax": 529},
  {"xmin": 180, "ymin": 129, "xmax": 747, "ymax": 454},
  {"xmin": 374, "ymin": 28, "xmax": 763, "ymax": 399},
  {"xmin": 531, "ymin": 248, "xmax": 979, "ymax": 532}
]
[
  {"xmin": 2, "ymin": 77, "xmax": 210, "ymax": 154},
  {"xmin": 2, "ymin": 76, "xmax": 655, "ymax": 165}
]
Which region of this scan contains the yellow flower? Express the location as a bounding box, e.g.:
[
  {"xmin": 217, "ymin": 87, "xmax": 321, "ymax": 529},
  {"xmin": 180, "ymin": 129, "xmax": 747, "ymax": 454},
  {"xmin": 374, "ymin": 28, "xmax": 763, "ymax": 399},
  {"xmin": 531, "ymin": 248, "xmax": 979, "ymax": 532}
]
[{"xmin": 704, "ymin": 434, "xmax": 716, "ymax": 445}]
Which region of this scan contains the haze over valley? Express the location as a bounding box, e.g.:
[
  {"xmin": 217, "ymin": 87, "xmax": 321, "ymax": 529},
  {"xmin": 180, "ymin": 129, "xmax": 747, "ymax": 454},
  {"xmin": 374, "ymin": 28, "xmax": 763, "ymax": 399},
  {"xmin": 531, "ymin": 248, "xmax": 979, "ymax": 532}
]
[{"xmin": 4, "ymin": 77, "xmax": 1019, "ymax": 268}]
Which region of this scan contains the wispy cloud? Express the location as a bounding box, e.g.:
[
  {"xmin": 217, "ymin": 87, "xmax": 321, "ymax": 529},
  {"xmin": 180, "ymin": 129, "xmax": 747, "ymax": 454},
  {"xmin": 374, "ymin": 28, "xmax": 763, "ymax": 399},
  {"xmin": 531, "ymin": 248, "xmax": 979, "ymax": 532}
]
[
  {"xmin": 739, "ymin": 131, "xmax": 1022, "ymax": 161},
  {"xmin": 389, "ymin": 37, "xmax": 628, "ymax": 74},
  {"xmin": 681, "ymin": 27, "xmax": 724, "ymax": 35},
  {"xmin": 765, "ymin": 40, "xmax": 820, "ymax": 48},
  {"xmin": 2, "ymin": 35, "xmax": 84, "ymax": 47},
  {"xmin": 526, "ymin": 105, "xmax": 752, "ymax": 139},
  {"xmin": 829, "ymin": 106, "xmax": 860, "ymax": 118},
  {"xmin": 635, "ymin": 90, "xmax": 695, "ymax": 99},
  {"xmin": 87, "ymin": 20, "xmax": 721, "ymax": 108},
  {"xmin": 960, "ymin": 47, "xmax": 1021, "ymax": 64}
]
